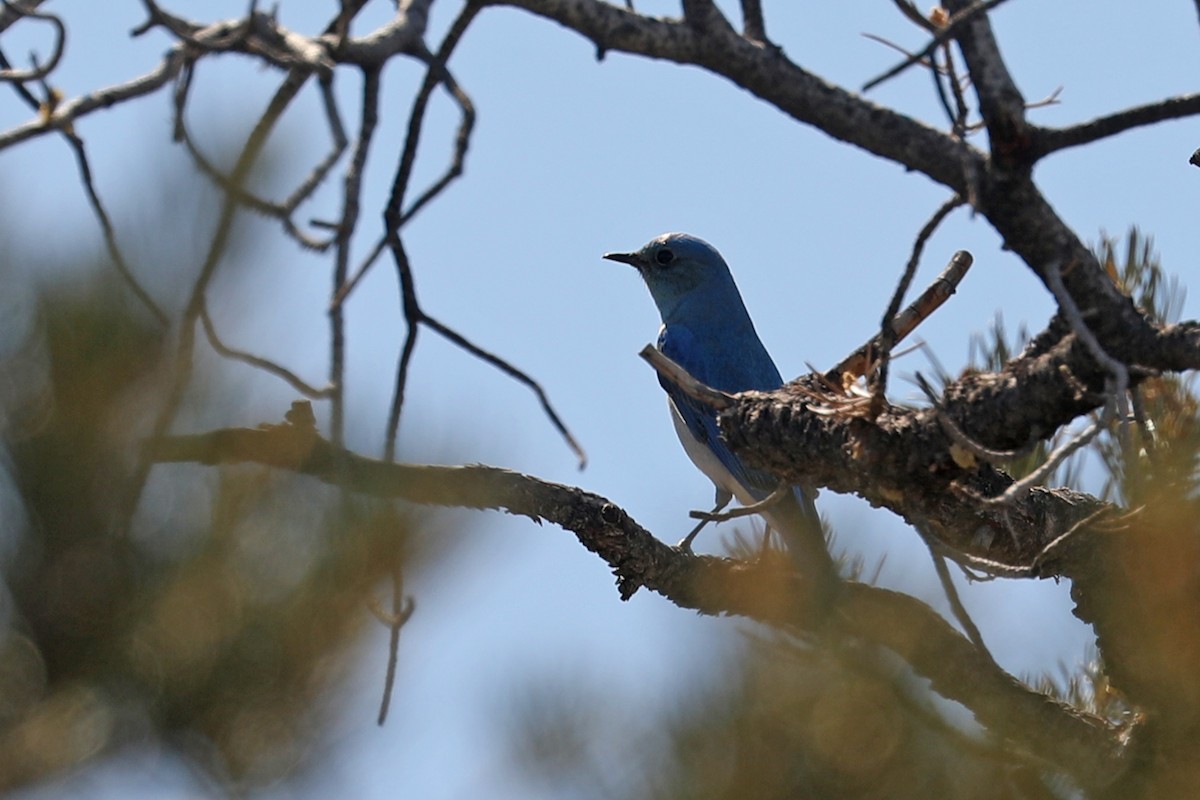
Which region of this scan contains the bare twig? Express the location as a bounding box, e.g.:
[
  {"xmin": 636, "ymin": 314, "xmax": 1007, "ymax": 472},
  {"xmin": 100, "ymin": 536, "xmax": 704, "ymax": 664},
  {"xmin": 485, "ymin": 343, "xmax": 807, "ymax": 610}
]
[
  {"xmin": 427, "ymin": 313, "xmax": 587, "ymax": 467},
  {"xmin": 869, "ymin": 196, "xmax": 965, "ymax": 415},
  {"xmin": 0, "ymin": 1, "xmax": 64, "ymax": 82},
  {"xmin": 382, "ymin": 2, "xmax": 480, "ymax": 220},
  {"xmin": 171, "ymin": 64, "xmax": 340, "ymax": 251},
  {"xmin": 0, "ymin": 46, "xmax": 168, "ymax": 328},
  {"xmin": 198, "ymin": 302, "xmax": 333, "ymax": 399},
  {"xmin": 860, "ymin": 32, "xmax": 935, "ymax": 67},
  {"xmin": 378, "ymin": 5, "xmax": 581, "ymax": 467},
  {"xmin": 379, "ymin": 8, "xmax": 480, "ymax": 464},
  {"xmin": 739, "ymin": 0, "xmax": 766, "ymax": 43},
  {"xmin": 383, "ymin": 235, "xmax": 421, "ymax": 463},
  {"xmin": 939, "ymin": 40, "xmax": 971, "ymax": 133},
  {"xmin": 330, "ymin": 66, "xmax": 382, "ymax": 445},
  {"xmin": 395, "ymin": 68, "xmax": 475, "ymax": 227},
  {"xmin": 1029, "ymin": 506, "xmax": 1135, "ymax": 576},
  {"xmin": 0, "ymin": 49, "xmax": 186, "ymax": 150},
  {"xmin": 381, "ymin": 6, "xmax": 480, "ymax": 462},
  {"xmin": 284, "ymin": 73, "xmax": 349, "ymax": 242},
  {"xmin": 980, "ymin": 411, "xmax": 1108, "ymax": 508},
  {"xmin": 639, "ymin": 345, "xmax": 733, "ymax": 411},
  {"xmin": 927, "ymin": 541, "xmax": 994, "ymax": 660},
  {"xmin": 830, "ymin": 249, "xmax": 972, "ymax": 383},
  {"xmin": 1032, "ymin": 94, "xmax": 1200, "ymax": 160},
  {"xmin": 863, "ymin": 0, "xmax": 1013, "ymax": 92},
  {"xmin": 1045, "ymin": 260, "xmax": 1132, "ymax": 448},
  {"xmin": 330, "ymin": 235, "xmax": 387, "ymax": 309},
  {"xmin": 372, "ymin": 552, "xmax": 415, "ymax": 726}
]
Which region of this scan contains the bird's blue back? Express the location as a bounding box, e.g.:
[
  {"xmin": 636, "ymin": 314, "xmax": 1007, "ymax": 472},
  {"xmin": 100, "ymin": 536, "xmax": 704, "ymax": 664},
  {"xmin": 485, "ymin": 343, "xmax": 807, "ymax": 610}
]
[{"xmin": 656, "ymin": 321, "xmax": 785, "ymax": 500}]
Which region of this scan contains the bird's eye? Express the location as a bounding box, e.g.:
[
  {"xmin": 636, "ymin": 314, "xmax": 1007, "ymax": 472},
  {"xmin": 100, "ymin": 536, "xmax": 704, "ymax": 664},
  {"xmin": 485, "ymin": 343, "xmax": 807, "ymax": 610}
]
[{"xmin": 655, "ymin": 248, "xmax": 674, "ymax": 266}]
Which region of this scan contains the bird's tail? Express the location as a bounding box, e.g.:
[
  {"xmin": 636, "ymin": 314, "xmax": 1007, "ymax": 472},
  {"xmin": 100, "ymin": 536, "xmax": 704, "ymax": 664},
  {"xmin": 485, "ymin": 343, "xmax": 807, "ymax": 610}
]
[{"xmin": 760, "ymin": 488, "xmax": 839, "ymax": 594}]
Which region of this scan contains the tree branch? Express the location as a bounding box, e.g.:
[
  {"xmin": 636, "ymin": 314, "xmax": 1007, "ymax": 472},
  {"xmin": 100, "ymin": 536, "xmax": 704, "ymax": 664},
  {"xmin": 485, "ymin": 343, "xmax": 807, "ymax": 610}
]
[
  {"xmin": 485, "ymin": 0, "xmax": 979, "ymax": 192},
  {"xmin": 940, "ymin": 0, "xmax": 1027, "ymax": 163},
  {"xmin": 717, "ymin": 333, "xmax": 1143, "ymax": 573},
  {"xmin": 143, "ymin": 410, "xmax": 1129, "ymax": 790},
  {"xmin": 1031, "ymin": 93, "xmax": 1200, "ymax": 159}
]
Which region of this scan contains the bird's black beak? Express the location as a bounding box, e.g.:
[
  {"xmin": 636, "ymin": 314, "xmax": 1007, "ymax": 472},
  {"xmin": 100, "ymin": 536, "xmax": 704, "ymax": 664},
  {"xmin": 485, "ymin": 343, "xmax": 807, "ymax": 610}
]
[{"xmin": 603, "ymin": 251, "xmax": 641, "ymax": 269}]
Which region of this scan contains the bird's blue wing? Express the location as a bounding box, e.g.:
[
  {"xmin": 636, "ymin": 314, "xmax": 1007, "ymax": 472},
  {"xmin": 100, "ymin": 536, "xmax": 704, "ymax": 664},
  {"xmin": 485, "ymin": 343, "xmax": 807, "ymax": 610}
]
[{"xmin": 658, "ymin": 326, "xmax": 781, "ymax": 499}]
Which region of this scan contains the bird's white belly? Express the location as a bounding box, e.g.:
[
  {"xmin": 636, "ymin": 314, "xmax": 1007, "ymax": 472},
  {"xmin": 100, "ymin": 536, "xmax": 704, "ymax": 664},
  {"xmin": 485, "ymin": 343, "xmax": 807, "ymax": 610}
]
[{"xmin": 668, "ymin": 397, "xmax": 759, "ymax": 507}]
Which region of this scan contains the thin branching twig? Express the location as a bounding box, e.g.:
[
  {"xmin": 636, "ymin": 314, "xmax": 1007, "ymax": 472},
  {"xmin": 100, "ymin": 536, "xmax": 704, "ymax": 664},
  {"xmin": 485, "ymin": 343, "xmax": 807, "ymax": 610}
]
[
  {"xmin": 199, "ymin": 302, "xmax": 333, "ymax": 399},
  {"xmin": 863, "ymin": 0, "xmax": 1015, "ymax": 92},
  {"xmin": 869, "ymin": 196, "xmax": 964, "ymax": 416},
  {"xmin": 0, "ymin": 46, "xmax": 168, "ymax": 327}
]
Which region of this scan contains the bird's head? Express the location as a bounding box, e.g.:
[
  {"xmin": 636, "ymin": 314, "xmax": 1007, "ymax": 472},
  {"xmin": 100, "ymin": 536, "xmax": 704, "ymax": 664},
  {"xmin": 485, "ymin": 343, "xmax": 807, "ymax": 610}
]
[{"xmin": 604, "ymin": 232, "xmax": 737, "ymax": 322}]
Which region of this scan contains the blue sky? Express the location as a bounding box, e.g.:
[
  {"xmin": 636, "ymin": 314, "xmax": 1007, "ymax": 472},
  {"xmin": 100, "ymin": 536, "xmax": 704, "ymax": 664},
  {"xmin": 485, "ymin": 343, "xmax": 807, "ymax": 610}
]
[{"xmin": 4, "ymin": 2, "xmax": 1200, "ymax": 797}]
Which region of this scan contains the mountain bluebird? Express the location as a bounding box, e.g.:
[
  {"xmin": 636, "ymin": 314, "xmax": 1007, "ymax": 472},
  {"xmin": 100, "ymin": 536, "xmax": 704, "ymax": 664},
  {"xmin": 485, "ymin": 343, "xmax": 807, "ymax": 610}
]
[{"xmin": 605, "ymin": 233, "xmax": 834, "ymax": 577}]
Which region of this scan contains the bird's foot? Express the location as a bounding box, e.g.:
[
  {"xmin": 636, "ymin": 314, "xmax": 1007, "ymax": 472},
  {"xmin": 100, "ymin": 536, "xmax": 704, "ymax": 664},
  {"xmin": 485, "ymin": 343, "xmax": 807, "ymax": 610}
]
[{"xmin": 675, "ymin": 518, "xmax": 709, "ymax": 553}]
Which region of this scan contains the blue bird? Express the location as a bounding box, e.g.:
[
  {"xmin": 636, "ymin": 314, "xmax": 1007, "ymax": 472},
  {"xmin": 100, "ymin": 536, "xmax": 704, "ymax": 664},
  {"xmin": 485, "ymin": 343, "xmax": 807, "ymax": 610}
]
[{"xmin": 605, "ymin": 233, "xmax": 833, "ymax": 575}]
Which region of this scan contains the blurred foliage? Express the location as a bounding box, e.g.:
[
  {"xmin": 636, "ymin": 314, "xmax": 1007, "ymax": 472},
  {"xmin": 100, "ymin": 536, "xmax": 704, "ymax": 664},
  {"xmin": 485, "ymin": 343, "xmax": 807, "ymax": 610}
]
[
  {"xmin": 0, "ymin": 156, "xmax": 417, "ymax": 794},
  {"xmin": 508, "ymin": 632, "xmax": 1063, "ymax": 800}
]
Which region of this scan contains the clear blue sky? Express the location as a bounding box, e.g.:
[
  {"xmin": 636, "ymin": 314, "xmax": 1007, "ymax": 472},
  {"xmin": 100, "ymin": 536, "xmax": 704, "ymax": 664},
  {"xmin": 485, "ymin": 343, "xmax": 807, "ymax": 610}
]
[{"xmin": 4, "ymin": 2, "xmax": 1200, "ymax": 798}]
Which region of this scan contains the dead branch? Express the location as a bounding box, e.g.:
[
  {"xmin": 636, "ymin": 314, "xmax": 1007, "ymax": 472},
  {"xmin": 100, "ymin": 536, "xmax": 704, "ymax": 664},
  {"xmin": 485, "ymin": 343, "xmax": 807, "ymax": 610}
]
[
  {"xmin": 143, "ymin": 408, "xmax": 1129, "ymax": 790},
  {"xmin": 829, "ymin": 249, "xmax": 973, "ymax": 384},
  {"xmin": 1032, "ymin": 94, "xmax": 1200, "ymax": 159},
  {"xmin": 868, "ymin": 196, "xmax": 965, "ymax": 415}
]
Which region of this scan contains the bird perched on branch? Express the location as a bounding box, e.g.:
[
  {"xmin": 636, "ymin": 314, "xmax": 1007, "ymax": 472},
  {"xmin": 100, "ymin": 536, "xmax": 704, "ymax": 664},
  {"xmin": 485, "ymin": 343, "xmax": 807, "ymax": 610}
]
[{"xmin": 605, "ymin": 233, "xmax": 834, "ymax": 580}]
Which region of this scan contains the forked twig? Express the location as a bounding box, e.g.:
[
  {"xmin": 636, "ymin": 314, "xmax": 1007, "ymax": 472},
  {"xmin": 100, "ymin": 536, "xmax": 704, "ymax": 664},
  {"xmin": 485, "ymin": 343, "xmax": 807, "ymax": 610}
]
[
  {"xmin": 198, "ymin": 301, "xmax": 333, "ymax": 399},
  {"xmin": 380, "ymin": 4, "xmax": 582, "ymax": 469},
  {"xmin": 344, "ymin": 5, "xmax": 478, "ymax": 311},
  {"xmin": 863, "ymin": 0, "xmax": 1015, "ymax": 92},
  {"xmin": 172, "ymin": 64, "xmax": 341, "ymax": 251},
  {"xmin": 979, "ymin": 410, "xmax": 1109, "ymax": 508},
  {"xmin": 427, "ymin": 313, "xmax": 588, "ymax": 467},
  {"xmin": 0, "ymin": 46, "xmax": 168, "ymax": 327}
]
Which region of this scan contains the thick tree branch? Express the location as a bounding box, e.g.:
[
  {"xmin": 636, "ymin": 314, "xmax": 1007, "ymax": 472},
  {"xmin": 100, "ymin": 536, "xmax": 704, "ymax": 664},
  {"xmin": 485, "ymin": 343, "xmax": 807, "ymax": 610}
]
[
  {"xmin": 143, "ymin": 410, "xmax": 1128, "ymax": 789},
  {"xmin": 485, "ymin": 0, "xmax": 980, "ymax": 192},
  {"xmin": 714, "ymin": 328, "xmax": 1183, "ymax": 572},
  {"xmin": 941, "ymin": 0, "xmax": 1027, "ymax": 163}
]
